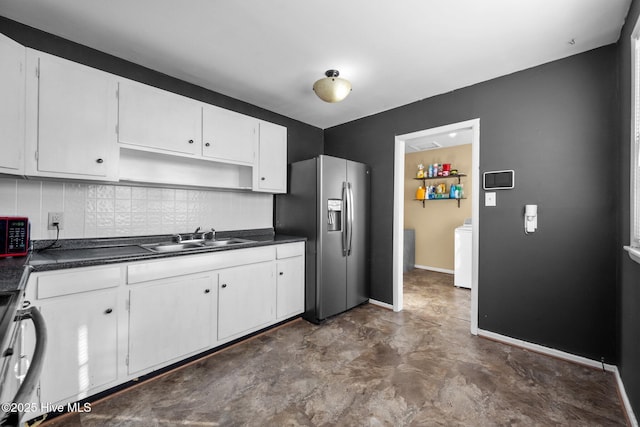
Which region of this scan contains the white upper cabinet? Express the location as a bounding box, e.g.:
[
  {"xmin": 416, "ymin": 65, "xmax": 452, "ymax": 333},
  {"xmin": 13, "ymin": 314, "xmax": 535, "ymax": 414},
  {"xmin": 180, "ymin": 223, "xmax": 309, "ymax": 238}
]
[
  {"xmin": 202, "ymin": 105, "xmax": 257, "ymax": 164},
  {"xmin": 25, "ymin": 50, "xmax": 118, "ymax": 180},
  {"xmin": 0, "ymin": 34, "xmax": 25, "ymax": 175},
  {"xmin": 254, "ymin": 121, "xmax": 287, "ymax": 193},
  {"xmin": 118, "ymin": 81, "xmax": 201, "ymax": 155}
]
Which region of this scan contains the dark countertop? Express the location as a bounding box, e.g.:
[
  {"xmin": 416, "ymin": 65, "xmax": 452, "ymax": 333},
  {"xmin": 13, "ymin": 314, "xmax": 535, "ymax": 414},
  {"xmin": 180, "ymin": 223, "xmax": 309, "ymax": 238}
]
[{"xmin": 0, "ymin": 228, "xmax": 305, "ymax": 295}]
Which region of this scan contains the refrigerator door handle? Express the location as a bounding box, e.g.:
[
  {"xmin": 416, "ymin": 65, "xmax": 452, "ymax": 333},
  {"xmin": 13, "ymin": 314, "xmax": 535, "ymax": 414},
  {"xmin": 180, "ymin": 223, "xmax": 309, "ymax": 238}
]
[
  {"xmin": 347, "ymin": 182, "xmax": 354, "ymax": 256},
  {"xmin": 342, "ymin": 182, "xmax": 348, "ymax": 256}
]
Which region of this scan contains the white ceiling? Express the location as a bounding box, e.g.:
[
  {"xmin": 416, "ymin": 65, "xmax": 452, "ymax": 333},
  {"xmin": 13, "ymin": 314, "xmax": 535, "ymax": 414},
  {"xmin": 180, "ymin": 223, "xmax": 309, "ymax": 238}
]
[{"xmin": 0, "ymin": 0, "xmax": 632, "ymax": 129}]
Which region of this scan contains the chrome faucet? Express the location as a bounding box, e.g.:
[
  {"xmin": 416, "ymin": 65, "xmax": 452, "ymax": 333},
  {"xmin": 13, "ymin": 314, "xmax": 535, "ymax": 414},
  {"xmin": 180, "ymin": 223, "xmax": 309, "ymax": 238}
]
[
  {"xmin": 205, "ymin": 228, "xmax": 216, "ymax": 241},
  {"xmin": 193, "ymin": 226, "xmax": 202, "ymax": 240}
]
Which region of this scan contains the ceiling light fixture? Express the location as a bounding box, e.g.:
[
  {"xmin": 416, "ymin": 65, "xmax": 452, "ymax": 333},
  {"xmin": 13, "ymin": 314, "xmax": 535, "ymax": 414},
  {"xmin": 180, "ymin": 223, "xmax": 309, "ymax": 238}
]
[{"xmin": 313, "ymin": 70, "xmax": 352, "ymax": 103}]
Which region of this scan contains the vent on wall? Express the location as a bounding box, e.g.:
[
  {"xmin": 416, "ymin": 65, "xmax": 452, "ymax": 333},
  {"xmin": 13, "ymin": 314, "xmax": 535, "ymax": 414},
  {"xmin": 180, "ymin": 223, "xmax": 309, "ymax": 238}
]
[{"xmin": 406, "ymin": 141, "xmax": 441, "ymax": 152}]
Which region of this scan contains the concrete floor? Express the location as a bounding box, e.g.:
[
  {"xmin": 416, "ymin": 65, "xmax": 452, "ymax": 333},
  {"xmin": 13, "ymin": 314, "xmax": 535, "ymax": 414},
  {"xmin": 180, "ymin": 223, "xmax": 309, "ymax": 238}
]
[{"xmin": 42, "ymin": 269, "xmax": 628, "ymax": 426}]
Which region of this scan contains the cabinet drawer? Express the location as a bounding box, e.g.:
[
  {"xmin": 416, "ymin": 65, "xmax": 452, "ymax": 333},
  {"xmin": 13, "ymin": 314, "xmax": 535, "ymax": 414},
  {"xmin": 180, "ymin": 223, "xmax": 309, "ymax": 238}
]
[
  {"xmin": 127, "ymin": 246, "xmax": 275, "ymax": 284},
  {"xmin": 276, "ymin": 242, "xmax": 305, "ymax": 259},
  {"xmin": 37, "ymin": 266, "xmax": 121, "ymax": 299}
]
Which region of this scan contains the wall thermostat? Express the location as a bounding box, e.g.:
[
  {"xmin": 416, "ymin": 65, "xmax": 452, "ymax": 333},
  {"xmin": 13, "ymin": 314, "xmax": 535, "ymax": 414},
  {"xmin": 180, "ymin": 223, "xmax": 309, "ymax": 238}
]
[{"xmin": 483, "ymin": 170, "xmax": 514, "ymax": 190}]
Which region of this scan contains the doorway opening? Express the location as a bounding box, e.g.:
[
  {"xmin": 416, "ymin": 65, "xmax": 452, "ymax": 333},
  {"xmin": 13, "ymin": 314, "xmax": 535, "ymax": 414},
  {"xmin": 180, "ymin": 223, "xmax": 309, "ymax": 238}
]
[{"xmin": 393, "ymin": 119, "xmax": 480, "ymax": 334}]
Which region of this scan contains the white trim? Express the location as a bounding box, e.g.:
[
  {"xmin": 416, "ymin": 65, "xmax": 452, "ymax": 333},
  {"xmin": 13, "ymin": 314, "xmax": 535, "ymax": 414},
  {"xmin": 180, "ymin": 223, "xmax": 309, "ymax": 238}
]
[
  {"xmin": 478, "ymin": 329, "xmax": 615, "ymax": 370},
  {"xmin": 631, "ymin": 17, "xmax": 640, "ymax": 249},
  {"xmin": 368, "ymin": 299, "xmax": 394, "ymax": 310},
  {"xmin": 414, "ymin": 264, "xmax": 454, "ymax": 275},
  {"xmin": 615, "ymin": 366, "xmax": 640, "ymax": 427},
  {"xmin": 624, "ymin": 245, "xmax": 640, "ymax": 264},
  {"xmin": 470, "ymin": 120, "xmax": 480, "ymax": 335},
  {"xmin": 394, "ymin": 118, "xmax": 480, "ymax": 334},
  {"xmin": 392, "ymin": 138, "xmax": 405, "ymax": 312},
  {"xmin": 479, "ymin": 329, "xmax": 638, "ymax": 426}
]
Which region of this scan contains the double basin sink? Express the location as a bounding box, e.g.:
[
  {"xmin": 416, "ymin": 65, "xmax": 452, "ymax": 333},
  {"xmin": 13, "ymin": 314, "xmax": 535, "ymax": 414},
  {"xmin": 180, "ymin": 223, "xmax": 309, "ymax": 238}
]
[{"xmin": 140, "ymin": 238, "xmax": 255, "ymax": 253}]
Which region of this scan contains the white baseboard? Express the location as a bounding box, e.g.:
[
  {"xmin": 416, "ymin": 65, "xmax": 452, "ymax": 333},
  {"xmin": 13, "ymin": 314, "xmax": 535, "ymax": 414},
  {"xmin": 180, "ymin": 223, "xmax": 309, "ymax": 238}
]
[
  {"xmin": 478, "ymin": 329, "xmax": 637, "ymax": 426},
  {"xmin": 615, "ymin": 366, "xmax": 639, "ymax": 427},
  {"xmin": 368, "ymin": 299, "xmax": 394, "ymax": 310},
  {"xmin": 414, "ymin": 264, "xmax": 454, "ymax": 274}
]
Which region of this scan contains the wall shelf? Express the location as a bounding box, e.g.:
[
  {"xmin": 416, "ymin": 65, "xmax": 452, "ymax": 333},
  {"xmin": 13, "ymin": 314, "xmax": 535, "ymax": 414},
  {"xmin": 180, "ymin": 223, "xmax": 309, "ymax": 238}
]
[
  {"xmin": 414, "ymin": 197, "xmax": 466, "ymax": 208},
  {"xmin": 414, "ymin": 173, "xmax": 466, "ymax": 208},
  {"xmin": 414, "ymin": 173, "xmax": 466, "ymax": 183}
]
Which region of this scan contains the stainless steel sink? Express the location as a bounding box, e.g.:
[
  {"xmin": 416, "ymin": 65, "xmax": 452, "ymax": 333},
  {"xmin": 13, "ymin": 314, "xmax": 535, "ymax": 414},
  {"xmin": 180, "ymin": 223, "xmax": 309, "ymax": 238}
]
[
  {"xmin": 141, "ymin": 238, "xmax": 254, "ymax": 253},
  {"xmin": 141, "ymin": 242, "xmax": 205, "ymax": 253},
  {"xmin": 202, "ymin": 238, "xmax": 253, "ymax": 247}
]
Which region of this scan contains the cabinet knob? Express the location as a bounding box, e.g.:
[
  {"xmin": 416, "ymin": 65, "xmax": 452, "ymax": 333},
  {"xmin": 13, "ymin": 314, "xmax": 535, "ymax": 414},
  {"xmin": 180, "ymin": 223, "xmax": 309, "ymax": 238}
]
[
  {"xmin": 205, "ymin": 142, "xmax": 210, "ymax": 147},
  {"xmin": 188, "ymin": 139, "xmax": 194, "ymax": 144},
  {"xmin": 104, "ymin": 308, "xmax": 113, "ymax": 314},
  {"xmin": 261, "ymin": 177, "xmax": 266, "ymax": 181},
  {"xmin": 279, "ymin": 272, "xmax": 284, "ymax": 276},
  {"xmin": 204, "ymin": 289, "xmax": 210, "ymax": 294},
  {"xmin": 96, "ymin": 158, "xmax": 104, "ymax": 164},
  {"xmin": 221, "ymin": 283, "xmax": 227, "ymax": 288}
]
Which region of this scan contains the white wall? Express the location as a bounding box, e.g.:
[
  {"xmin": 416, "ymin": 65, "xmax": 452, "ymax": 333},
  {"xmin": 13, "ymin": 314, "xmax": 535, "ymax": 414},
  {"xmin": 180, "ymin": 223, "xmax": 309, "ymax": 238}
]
[{"xmin": 0, "ymin": 178, "xmax": 273, "ymax": 240}]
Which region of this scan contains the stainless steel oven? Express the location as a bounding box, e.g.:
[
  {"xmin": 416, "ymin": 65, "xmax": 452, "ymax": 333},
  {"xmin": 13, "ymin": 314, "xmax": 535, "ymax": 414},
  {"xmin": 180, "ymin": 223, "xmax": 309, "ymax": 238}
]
[{"xmin": 0, "ymin": 292, "xmax": 47, "ymax": 427}]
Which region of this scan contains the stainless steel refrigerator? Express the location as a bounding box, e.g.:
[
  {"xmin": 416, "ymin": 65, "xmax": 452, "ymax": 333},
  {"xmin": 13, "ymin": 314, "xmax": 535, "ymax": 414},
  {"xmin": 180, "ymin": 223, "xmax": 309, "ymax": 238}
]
[{"xmin": 275, "ymin": 155, "xmax": 370, "ymax": 323}]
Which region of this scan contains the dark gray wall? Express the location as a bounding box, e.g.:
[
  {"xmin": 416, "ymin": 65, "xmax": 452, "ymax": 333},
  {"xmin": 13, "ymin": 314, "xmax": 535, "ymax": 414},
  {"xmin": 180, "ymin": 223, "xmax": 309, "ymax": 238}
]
[
  {"xmin": 325, "ymin": 46, "xmax": 619, "ymax": 362},
  {"xmin": 618, "ymin": 0, "xmax": 640, "ymax": 415},
  {"xmin": 0, "ymin": 16, "xmax": 324, "ymax": 165}
]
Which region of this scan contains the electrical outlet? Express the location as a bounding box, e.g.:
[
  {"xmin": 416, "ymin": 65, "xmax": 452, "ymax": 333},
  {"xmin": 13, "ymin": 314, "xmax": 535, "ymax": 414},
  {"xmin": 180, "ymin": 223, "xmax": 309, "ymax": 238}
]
[{"xmin": 48, "ymin": 212, "xmax": 64, "ymax": 230}]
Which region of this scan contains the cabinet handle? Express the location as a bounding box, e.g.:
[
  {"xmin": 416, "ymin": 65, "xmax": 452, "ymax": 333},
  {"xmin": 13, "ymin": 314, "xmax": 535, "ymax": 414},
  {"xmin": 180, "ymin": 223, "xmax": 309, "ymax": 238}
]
[
  {"xmin": 96, "ymin": 158, "xmax": 104, "ymax": 164},
  {"xmin": 221, "ymin": 283, "xmax": 227, "ymax": 288},
  {"xmin": 261, "ymin": 177, "xmax": 266, "ymax": 181},
  {"xmin": 279, "ymin": 272, "xmax": 284, "ymax": 276},
  {"xmin": 104, "ymin": 308, "xmax": 113, "ymax": 314},
  {"xmin": 205, "ymin": 142, "xmax": 210, "ymax": 147},
  {"xmin": 204, "ymin": 289, "xmax": 210, "ymax": 294},
  {"xmin": 188, "ymin": 139, "xmax": 194, "ymax": 144}
]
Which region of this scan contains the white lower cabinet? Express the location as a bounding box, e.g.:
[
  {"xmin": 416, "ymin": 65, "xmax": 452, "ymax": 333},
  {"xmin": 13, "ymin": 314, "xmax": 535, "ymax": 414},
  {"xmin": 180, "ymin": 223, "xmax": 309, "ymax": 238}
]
[
  {"xmin": 276, "ymin": 252, "xmax": 304, "ymax": 320},
  {"xmin": 38, "ymin": 289, "xmax": 119, "ymax": 404},
  {"xmin": 22, "ymin": 243, "xmax": 303, "ymax": 423},
  {"xmin": 218, "ymin": 262, "xmax": 276, "ymax": 340},
  {"xmin": 128, "ymin": 273, "xmax": 216, "ymax": 374},
  {"xmin": 23, "ymin": 265, "xmax": 121, "ymax": 412}
]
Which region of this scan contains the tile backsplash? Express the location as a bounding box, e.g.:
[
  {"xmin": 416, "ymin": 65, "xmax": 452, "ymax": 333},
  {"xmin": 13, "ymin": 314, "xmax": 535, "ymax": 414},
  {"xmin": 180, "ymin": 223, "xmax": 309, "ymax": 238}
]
[{"xmin": 0, "ymin": 178, "xmax": 273, "ymax": 240}]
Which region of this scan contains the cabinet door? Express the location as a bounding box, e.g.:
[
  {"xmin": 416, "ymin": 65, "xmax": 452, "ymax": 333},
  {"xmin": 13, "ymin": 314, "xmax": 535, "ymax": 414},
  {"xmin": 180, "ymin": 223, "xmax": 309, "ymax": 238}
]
[
  {"xmin": 128, "ymin": 274, "xmax": 214, "ymax": 374},
  {"xmin": 254, "ymin": 121, "xmax": 287, "ymax": 193},
  {"xmin": 26, "ymin": 51, "xmax": 118, "ymax": 179},
  {"xmin": 276, "ymin": 256, "xmax": 305, "ymax": 320},
  {"xmin": 202, "ymin": 105, "xmax": 256, "ymax": 164},
  {"xmin": 37, "ymin": 289, "xmax": 118, "ymax": 405},
  {"xmin": 218, "ymin": 262, "xmax": 275, "ymax": 340},
  {"xmin": 119, "ymin": 81, "xmax": 201, "ymax": 155},
  {"xmin": 0, "ymin": 34, "xmax": 25, "ymax": 175}
]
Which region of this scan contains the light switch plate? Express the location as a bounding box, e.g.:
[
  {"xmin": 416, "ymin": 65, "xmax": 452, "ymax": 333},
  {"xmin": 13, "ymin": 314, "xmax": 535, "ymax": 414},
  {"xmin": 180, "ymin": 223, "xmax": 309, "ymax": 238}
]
[{"xmin": 485, "ymin": 192, "xmax": 496, "ymax": 207}]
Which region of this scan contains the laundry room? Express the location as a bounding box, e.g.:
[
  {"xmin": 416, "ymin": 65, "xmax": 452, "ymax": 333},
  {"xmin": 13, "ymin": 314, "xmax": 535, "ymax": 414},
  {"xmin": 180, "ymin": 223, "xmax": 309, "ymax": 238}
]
[{"xmin": 403, "ymin": 129, "xmax": 473, "ymax": 287}]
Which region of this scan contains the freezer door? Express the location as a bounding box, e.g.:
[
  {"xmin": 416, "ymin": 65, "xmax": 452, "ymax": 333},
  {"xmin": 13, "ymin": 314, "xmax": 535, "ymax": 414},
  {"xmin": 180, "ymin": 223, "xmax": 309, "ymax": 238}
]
[
  {"xmin": 346, "ymin": 160, "xmax": 370, "ymax": 309},
  {"xmin": 317, "ymin": 155, "xmax": 347, "ymax": 319}
]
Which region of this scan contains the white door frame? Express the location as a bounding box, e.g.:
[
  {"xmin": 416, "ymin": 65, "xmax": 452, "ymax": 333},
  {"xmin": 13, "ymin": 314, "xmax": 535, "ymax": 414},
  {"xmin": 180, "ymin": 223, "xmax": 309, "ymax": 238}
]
[{"xmin": 392, "ymin": 118, "xmax": 480, "ymax": 334}]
